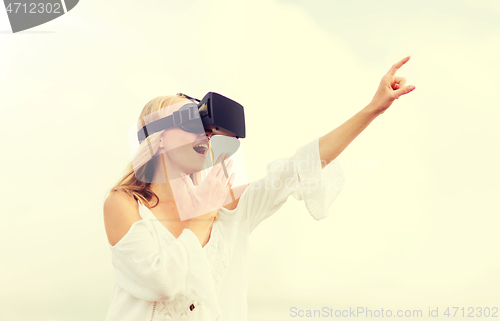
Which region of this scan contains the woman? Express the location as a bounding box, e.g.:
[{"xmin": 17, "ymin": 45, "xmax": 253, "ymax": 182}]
[{"xmin": 103, "ymin": 56, "xmax": 415, "ymax": 320}]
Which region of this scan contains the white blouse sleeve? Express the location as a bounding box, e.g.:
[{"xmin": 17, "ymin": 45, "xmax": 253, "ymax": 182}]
[
  {"xmin": 241, "ymin": 137, "xmax": 345, "ymax": 233},
  {"xmin": 110, "ymin": 220, "xmax": 221, "ymax": 317}
]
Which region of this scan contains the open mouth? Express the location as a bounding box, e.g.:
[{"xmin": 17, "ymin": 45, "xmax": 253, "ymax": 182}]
[{"xmin": 193, "ymin": 140, "xmax": 209, "ymax": 156}]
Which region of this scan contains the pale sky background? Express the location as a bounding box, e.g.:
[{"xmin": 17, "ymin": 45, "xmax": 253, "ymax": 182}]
[{"xmin": 1, "ymin": 0, "xmax": 499, "ymax": 320}]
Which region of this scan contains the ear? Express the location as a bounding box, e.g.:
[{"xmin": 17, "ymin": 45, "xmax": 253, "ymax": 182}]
[{"xmin": 158, "ymin": 131, "xmax": 166, "ymax": 149}]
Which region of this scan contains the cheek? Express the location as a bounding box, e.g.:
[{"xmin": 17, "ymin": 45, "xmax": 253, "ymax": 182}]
[{"xmin": 162, "ymin": 130, "xmax": 198, "ymax": 151}]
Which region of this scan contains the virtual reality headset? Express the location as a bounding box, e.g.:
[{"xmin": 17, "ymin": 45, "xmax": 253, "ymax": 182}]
[{"xmin": 137, "ymin": 92, "xmax": 246, "ymax": 144}]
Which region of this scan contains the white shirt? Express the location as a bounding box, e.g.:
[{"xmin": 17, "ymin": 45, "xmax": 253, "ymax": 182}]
[{"xmin": 104, "ymin": 137, "xmax": 344, "ymax": 321}]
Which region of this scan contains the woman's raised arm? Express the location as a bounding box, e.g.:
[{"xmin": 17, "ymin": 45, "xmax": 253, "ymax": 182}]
[{"xmin": 319, "ymin": 56, "xmax": 416, "ymax": 167}]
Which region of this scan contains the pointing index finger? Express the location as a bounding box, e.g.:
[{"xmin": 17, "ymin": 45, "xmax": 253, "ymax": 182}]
[{"xmin": 387, "ymin": 56, "xmax": 411, "ymax": 77}]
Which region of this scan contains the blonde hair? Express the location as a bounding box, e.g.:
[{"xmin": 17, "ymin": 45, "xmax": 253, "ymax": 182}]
[{"xmin": 109, "ymin": 94, "xmax": 211, "ymax": 209}]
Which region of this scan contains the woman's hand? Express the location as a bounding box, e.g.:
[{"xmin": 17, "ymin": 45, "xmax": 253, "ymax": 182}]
[
  {"xmin": 180, "ymin": 153, "xmax": 235, "ymax": 220},
  {"xmin": 368, "ymin": 56, "xmax": 416, "ymax": 115}
]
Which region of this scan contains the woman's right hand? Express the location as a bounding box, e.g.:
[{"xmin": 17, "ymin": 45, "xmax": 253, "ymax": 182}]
[{"xmin": 180, "ymin": 153, "xmax": 236, "ymax": 221}]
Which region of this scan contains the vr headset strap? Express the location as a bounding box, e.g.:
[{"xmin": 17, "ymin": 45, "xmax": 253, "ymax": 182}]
[{"xmin": 137, "ymin": 104, "xmax": 200, "ymax": 143}]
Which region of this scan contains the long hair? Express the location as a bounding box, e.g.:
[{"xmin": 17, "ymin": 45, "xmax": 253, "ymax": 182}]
[{"xmin": 109, "ymin": 94, "xmax": 208, "ymax": 208}]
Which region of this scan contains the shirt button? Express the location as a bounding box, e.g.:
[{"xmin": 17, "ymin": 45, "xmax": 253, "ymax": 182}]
[{"xmin": 190, "ymin": 304, "xmax": 195, "ymax": 311}]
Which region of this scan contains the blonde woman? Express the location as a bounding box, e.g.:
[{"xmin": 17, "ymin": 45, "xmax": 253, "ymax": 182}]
[{"xmin": 103, "ymin": 56, "xmax": 415, "ymax": 320}]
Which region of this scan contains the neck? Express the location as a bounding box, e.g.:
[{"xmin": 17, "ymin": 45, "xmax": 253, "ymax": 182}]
[
  {"xmin": 150, "ymin": 180, "xmax": 176, "ymax": 204},
  {"xmin": 149, "ymin": 153, "xmax": 188, "ymax": 205}
]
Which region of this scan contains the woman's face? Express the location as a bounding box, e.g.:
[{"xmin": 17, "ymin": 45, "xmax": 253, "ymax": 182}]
[{"xmin": 158, "ymin": 100, "xmax": 213, "ymax": 176}]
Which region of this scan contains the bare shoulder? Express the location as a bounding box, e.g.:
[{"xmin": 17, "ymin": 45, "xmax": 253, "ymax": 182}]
[{"xmin": 103, "ymin": 190, "xmax": 143, "ymax": 246}]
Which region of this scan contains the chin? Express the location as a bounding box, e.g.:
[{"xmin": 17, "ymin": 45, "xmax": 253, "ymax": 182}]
[{"xmin": 183, "ymin": 160, "xmax": 208, "ymax": 176}]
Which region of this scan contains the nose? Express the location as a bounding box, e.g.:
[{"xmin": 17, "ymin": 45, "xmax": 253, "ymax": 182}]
[{"xmin": 205, "ymin": 130, "xmax": 213, "ymax": 139}]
